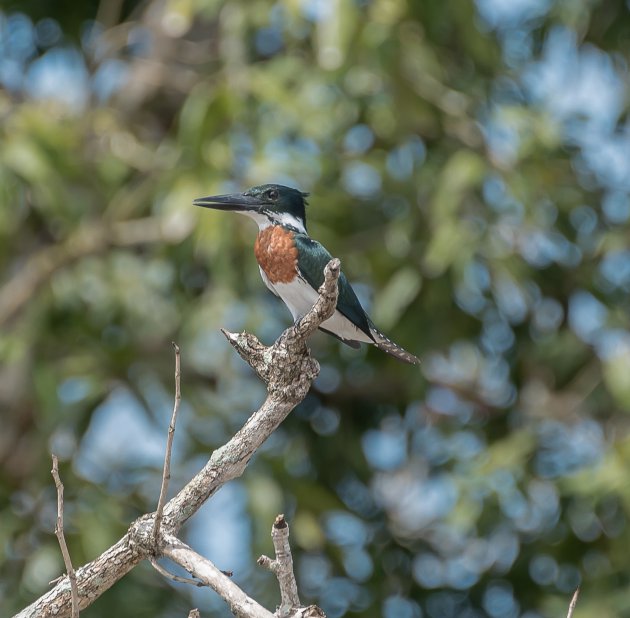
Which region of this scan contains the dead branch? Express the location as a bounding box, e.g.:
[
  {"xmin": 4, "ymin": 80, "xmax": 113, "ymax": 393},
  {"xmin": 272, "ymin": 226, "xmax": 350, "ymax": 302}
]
[
  {"xmin": 162, "ymin": 534, "xmax": 275, "ymax": 618},
  {"xmin": 149, "ymin": 556, "xmax": 203, "ymax": 587},
  {"xmin": 14, "ymin": 259, "xmax": 341, "ymax": 618},
  {"xmin": 258, "ymin": 515, "xmax": 301, "ymax": 617},
  {"xmin": 51, "ymin": 455, "xmax": 79, "ymax": 618},
  {"xmin": 567, "ymin": 587, "xmax": 580, "ymax": 618},
  {"xmin": 153, "ymin": 342, "xmax": 182, "ymax": 546}
]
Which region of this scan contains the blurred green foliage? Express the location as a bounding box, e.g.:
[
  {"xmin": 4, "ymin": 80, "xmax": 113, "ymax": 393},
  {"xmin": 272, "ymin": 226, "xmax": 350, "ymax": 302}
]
[{"xmin": 2, "ymin": 1, "xmax": 630, "ymax": 617}]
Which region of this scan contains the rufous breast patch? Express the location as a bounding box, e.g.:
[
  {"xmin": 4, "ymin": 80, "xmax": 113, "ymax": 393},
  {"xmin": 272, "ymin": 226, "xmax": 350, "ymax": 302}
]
[{"xmin": 254, "ymin": 226, "xmax": 298, "ymax": 284}]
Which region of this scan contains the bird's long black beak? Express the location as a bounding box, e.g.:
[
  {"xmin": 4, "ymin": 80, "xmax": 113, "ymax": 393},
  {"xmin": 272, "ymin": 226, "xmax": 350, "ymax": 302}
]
[{"xmin": 193, "ymin": 193, "xmax": 263, "ymax": 212}]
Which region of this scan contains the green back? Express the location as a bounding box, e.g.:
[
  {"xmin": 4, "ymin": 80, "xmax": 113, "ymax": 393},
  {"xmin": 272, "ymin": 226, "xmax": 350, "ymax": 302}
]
[{"xmin": 293, "ymin": 234, "xmax": 372, "ymax": 337}]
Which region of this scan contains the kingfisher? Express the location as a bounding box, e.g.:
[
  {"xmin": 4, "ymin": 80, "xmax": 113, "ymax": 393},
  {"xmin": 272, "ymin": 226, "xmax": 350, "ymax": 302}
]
[{"xmin": 194, "ymin": 184, "xmax": 420, "ymax": 365}]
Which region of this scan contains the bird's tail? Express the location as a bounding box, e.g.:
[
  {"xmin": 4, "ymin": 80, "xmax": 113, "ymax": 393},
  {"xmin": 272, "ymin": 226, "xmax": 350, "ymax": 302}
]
[{"xmin": 370, "ymin": 327, "xmax": 420, "ymax": 365}]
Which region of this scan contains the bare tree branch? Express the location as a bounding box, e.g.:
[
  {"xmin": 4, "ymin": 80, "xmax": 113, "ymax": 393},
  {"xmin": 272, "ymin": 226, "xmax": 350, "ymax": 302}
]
[
  {"xmin": 149, "ymin": 557, "xmax": 203, "ymax": 587},
  {"xmin": 15, "ymin": 536, "xmax": 142, "ymax": 617},
  {"xmin": 162, "ymin": 534, "xmax": 275, "ymax": 618},
  {"xmin": 161, "ymin": 259, "xmax": 341, "ymax": 529},
  {"xmin": 51, "ymin": 455, "xmax": 79, "ymax": 618},
  {"xmin": 153, "ymin": 342, "xmax": 182, "ymax": 546},
  {"xmin": 290, "ymin": 607, "xmax": 326, "ymax": 618},
  {"xmin": 566, "ymin": 587, "xmax": 580, "ymax": 618},
  {"xmin": 14, "ymin": 259, "xmax": 341, "ymax": 618},
  {"xmin": 258, "ymin": 515, "xmax": 301, "ymax": 618}
]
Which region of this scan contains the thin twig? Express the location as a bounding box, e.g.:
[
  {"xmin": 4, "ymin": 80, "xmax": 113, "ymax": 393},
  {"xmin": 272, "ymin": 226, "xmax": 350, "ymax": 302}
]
[
  {"xmin": 566, "ymin": 587, "xmax": 580, "ymax": 618},
  {"xmin": 161, "ymin": 534, "xmax": 275, "ymax": 618},
  {"xmin": 51, "ymin": 455, "xmax": 79, "ymax": 618},
  {"xmin": 153, "ymin": 342, "xmax": 182, "ymax": 547},
  {"xmin": 257, "ymin": 514, "xmax": 300, "ymax": 617},
  {"xmin": 149, "ymin": 557, "xmax": 204, "ymax": 587}
]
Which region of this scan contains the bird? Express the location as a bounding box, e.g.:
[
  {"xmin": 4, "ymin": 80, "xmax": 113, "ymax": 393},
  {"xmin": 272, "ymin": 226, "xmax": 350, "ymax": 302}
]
[{"xmin": 194, "ymin": 184, "xmax": 420, "ymax": 365}]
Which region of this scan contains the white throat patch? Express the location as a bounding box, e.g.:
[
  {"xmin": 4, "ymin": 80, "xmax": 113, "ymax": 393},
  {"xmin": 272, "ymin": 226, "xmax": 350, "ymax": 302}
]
[
  {"xmin": 240, "ymin": 210, "xmax": 272, "ymax": 229},
  {"xmin": 241, "ymin": 210, "xmax": 306, "ymax": 234}
]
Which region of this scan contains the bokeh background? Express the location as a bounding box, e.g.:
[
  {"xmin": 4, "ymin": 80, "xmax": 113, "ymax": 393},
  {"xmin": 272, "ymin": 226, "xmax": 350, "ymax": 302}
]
[{"xmin": 2, "ymin": 0, "xmax": 630, "ymax": 616}]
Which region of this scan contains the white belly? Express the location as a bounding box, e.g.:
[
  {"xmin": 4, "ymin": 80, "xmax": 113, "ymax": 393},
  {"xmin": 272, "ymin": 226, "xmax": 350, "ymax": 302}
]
[{"xmin": 259, "ymin": 268, "xmax": 372, "ymax": 344}]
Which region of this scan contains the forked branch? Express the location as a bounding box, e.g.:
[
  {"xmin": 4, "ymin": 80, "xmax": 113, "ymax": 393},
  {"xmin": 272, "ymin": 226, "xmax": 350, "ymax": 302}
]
[{"xmin": 15, "ymin": 259, "xmax": 341, "ymax": 618}]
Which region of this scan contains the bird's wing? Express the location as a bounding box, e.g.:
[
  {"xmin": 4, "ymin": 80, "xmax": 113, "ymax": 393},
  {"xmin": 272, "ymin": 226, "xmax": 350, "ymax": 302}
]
[{"xmin": 293, "ymin": 234, "xmax": 373, "ymax": 340}]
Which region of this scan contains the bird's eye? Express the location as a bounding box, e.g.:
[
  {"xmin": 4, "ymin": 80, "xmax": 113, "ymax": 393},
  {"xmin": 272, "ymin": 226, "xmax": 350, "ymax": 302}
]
[{"xmin": 266, "ymin": 189, "xmax": 279, "ymax": 200}]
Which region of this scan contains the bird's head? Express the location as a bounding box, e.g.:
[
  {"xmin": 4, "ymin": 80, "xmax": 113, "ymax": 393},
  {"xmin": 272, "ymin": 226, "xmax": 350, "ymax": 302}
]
[{"xmin": 194, "ymin": 184, "xmax": 309, "ymax": 232}]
